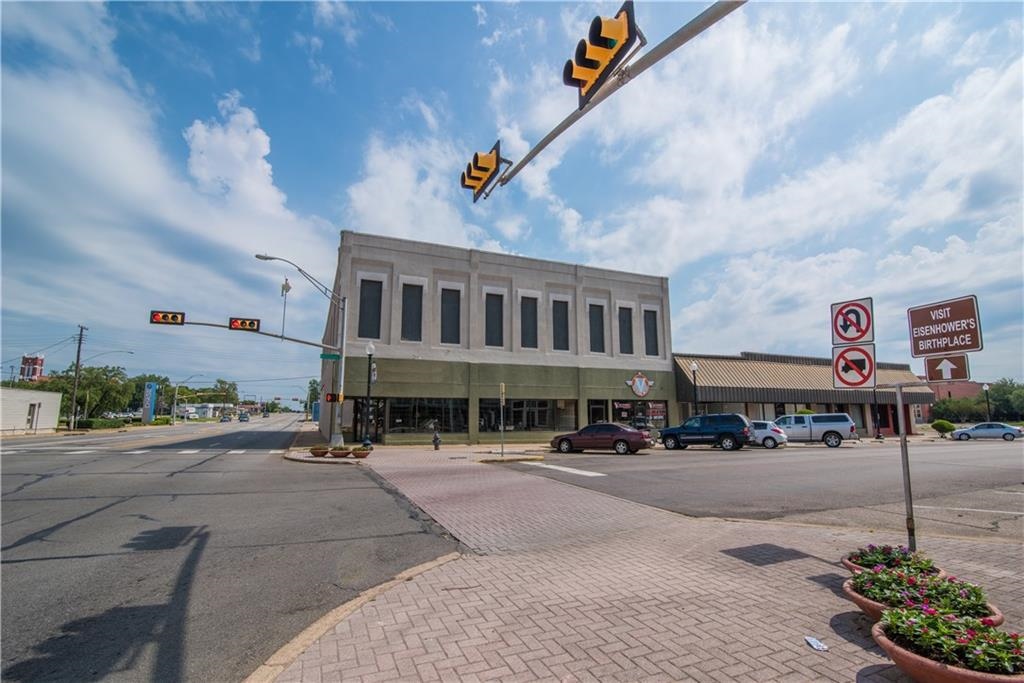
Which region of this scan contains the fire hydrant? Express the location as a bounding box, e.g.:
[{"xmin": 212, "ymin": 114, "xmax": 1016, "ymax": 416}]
[{"xmin": 432, "ymin": 430, "xmax": 441, "ymax": 451}]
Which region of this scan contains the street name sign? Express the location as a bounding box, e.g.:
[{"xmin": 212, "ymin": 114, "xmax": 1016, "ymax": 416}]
[
  {"xmin": 833, "ymin": 344, "xmax": 876, "ymax": 389},
  {"xmin": 320, "ymin": 353, "xmax": 341, "ymax": 360},
  {"xmin": 907, "ymin": 295, "xmax": 982, "ymax": 358},
  {"xmin": 831, "ymin": 297, "xmax": 874, "ymax": 345},
  {"xmin": 924, "ymin": 354, "xmax": 971, "ymax": 382}
]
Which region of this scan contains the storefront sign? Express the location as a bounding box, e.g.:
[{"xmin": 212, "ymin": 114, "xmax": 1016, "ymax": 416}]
[{"xmin": 625, "ymin": 372, "xmax": 654, "ymax": 397}]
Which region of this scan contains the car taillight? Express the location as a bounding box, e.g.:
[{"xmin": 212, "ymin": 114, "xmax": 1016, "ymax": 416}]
[
  {"xmin": 772, "ymin": 427, "xmax": 783, "ymax": 434},
  {"xmin": 742, "ymin": 426, "xmax": 750, "ymax": 435},
  {"xmin": 850, "ymin": 425, "xmax": 856, "ymax": 434}
]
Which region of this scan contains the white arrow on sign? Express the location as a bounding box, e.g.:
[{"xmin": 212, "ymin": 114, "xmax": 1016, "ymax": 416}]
[{"xmin": 935, "ymin": 358, "xmax": 958, "ymax": 380}]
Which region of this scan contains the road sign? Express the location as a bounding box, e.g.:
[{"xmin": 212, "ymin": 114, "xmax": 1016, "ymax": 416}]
[
  {"xmin": 833, "ymin": 344, "xmax": 876, "ymax": 389},
  {"xmin": 907, "ymin": 295, "xmax": 982, "ymax": 358},
  {"xmin": 831, "ymin": 297, "xmax": 874, "ymax": 345},
  {"xmin": 320, "ymin": 353, "xmax": 341, "ymax": 360},
  {"xmin": 924, "ymin": 354, "xmax": 971, "ymax": 382}
]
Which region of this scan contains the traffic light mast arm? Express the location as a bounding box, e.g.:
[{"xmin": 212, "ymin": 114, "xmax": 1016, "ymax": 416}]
[
  {"xmin": 182, "ymin": 321, "xmax": 341, "ymax": 352},
  {"xmin": 499, "ymin": 0, "xmax": 745, "ymax": 187}
]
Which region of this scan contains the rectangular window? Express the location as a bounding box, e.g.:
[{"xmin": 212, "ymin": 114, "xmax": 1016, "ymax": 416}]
[
  {"xmin": 401, "ymin": 284, "xmax": 422, "ymax": 342},
  {"xmin": 520, "ymin": 297, "xmax": 538, "ymax": 349},
  {"xmin": 357, "ymin": 280, "xmax": 382, "ymax": 339},
  {"xmin": 618, "ymin": 307, "xmax": 633, "ymax": 355},
  {"xmin": 441, "ymin": 288, "xmax": 460, "ymax": 344},
  {"xmin": 485, "ymin": 293, "xmax": 503, "ymax": 347},
  {"xmin": 643, "ymin": 309, "xmax": 659, "ymax": 356},
  {"xmin": 589, "ymin": 304, "xmax": 605, "ymax": 353},
  {"xmin": 552, "ymin": 300, "xmax": 569, "ymax": 351}
]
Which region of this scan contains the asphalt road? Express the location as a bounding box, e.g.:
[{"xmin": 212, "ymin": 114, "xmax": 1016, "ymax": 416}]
[
  {"xmin": 1, "ymin": 416, "xmax": 458, "ymax": 682},
  {"xmin": 505, "ymin": 439, "xmax": 1024, "ymax": 541}
]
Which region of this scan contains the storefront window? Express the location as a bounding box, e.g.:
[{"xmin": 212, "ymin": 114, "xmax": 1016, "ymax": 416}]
[
  {"xmin": 479, "ymin": 399, "xmax": 575, "ymax": 432},
  {"xmin": 388, "ymin": 398, "xmax": 468, "ymax": 433},
  {"xmin": 612, "ymin": 400, "xmax": 667, "ymax": 429}
]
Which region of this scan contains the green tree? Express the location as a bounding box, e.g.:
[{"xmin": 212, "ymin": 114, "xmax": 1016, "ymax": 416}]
[
  {"xmin": 212, "ymin": 379, "xmax": 239, "ymax": 405},
  {"xmin": 128, "ymin": 374, "xmax": 171, "ymax": 414},
  {"xmin": 931, "ymin": 397, "xmax": 985, "ymax": 423},
  {"xmin": 984, "ymin": 379, "xmax": 1021, "ymax": 421},
  {"xmin": 306, "ymin": 379, "xmax": 320, "ymax": 412}
]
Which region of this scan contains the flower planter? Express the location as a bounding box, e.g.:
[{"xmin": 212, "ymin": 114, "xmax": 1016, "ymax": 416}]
[
  {"xmin": 842, "ymin": 579, "xmax": 1003, "ymax": 625},
  {"xmin": 309, "ymin": 447, "xmax": 329, "ymax": 457},
  {"xmin": 841, "ymin": 554, "xmax": 946, "ymax": 578},
  {"xmin": 872, "ymin": 621, "xmax": 1024, "ymax": 683},
  {"xmin": 351, "ymin": 449, "xmax": 370, "ymax": 459},
  {"xmin": 329, "ymin": 449, "xmax": 352, "ymax": 458}
]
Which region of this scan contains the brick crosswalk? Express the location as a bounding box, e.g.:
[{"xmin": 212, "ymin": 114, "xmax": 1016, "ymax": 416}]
[{"xmin": 271, "ymin": 449, "xmax": 1023, "ymax": 682}]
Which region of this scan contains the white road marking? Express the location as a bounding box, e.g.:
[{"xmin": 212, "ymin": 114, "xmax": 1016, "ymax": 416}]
[
  {"xmin": 269, "ymin": 450, "xmax": 284, "ymax": 454},
  {"xmin": 916, "ymin": 505, "xmax": 1022, "ymax": 515},
  {"xmin": 124, "ymin": 450, "xmax": 150, "ymax": 454},
  {"xmin": 524, "ymin": 462, "xmax": 606, "ymax": 477},
  {"xmin": 227, "ymin": 450, "xmax": 246, "ymax": 454},
  {"xmin": 993, "ymin": 491, "xmax": 1024, "ymax": 495},
  {"xmin": 68, "ymin": 450, "xmax": 96, "ymax": 454},
  {"xmin": 179, "ymin": 450, "xmax": 200, "ymax": 454}
]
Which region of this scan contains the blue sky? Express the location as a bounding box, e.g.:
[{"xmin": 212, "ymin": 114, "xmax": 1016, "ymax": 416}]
[{"xmin": 2, "ymin": 1, "xmax": 1021, "ymax": 406}]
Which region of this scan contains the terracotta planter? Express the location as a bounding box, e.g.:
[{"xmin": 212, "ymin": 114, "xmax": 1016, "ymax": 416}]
[
  {"xmin": 351, "ymin": 450, "xmax": 370, "ymax": 459},
  {"xmin": 309, "ymin": 447, "xmax": 329, "ymax": 457},
  {"xmin": 841, "ymin": 555, "xmax": 946, "ymax": 578},
  {"xmin": 329, "ymin": 449, "xmax": 352, "ymax": 458},
  {"xmin": 842, "ymin": 579, "xmax": 1004, "ymax": 625},
  {"xmin": 872, "ymin": 621, "xmax": 1024, "ymax": 683}
]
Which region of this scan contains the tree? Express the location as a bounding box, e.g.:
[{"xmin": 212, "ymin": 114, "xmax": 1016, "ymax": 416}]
[
  {"xmin": 306, "ymin": 378, "xmax": 320, "ymax": 413},
  {"xmin": 128, "ymin": 374, "xmax": 171, "ymax": 414},
  {"xmin": 984, "ymin": 379, "xmax": 1021, "ymax": 421},
  {"xmin": 931, "ymin": 397, "xmax": 985, "ymax": 423}
]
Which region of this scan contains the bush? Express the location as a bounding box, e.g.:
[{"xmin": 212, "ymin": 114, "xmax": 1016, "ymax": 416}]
[
  {"xmin": 76, "ymin": 418, "xmax": 128, "ymax": 429},
  {"xmin": 796, "ymin": 408, "xmax": 815, "ymax": 414},
  {"xmin": 152, "ymin": 416, "xmax": 171, "ymax": 425},
  {"xmin": 930, "ymin": 420, "xmax": 956, "ymax": 438},
  {"xmin": 847, "ymin": 544, "xmax": 938, "ymax": 574},
  {"xmin": 852, "ymin": 570, "xmax": 992, "ymax": 618}
]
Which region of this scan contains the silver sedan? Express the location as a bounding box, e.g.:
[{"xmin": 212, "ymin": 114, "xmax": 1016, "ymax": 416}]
[{"xmin": 951, "ymin": 422, "xmax": 1022, "ymax": 441}]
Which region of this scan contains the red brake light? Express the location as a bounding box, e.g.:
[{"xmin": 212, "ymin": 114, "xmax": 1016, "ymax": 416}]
[{"xmin": 772, "ymin": 427, "xmax": 783, "ymax": 434}]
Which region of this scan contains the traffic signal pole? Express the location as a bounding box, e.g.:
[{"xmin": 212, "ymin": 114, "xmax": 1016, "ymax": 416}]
[
  {"xmin": 182, "ymin": 321, "xmax": 340, "ymax": 352},
  {"xmin": 499, "ymin": 0, "xmax": 746, "ymax": 187}
]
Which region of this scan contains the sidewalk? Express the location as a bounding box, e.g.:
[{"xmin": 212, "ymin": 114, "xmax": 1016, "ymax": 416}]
[{"xmin": 263, "ymin": 446, "xmax": 1022, "ymax": 682}]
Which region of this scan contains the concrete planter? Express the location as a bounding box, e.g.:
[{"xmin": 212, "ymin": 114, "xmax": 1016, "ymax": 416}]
[{"xmin": 872, "ymin": 622, "xmax": 1024, "ymax": 683}]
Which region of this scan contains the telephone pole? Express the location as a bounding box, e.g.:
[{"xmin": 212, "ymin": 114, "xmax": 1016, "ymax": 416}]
[{"xmin": 68, "ymin": 325, "xmax": 88, "ymax": 430}]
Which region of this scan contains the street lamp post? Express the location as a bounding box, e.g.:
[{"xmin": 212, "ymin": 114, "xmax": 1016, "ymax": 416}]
[
  {"xmin": 982, "ymin": 383, "xmax": 991, "ymax": 421},
  {"xmin": 690, "ymin": 361, "xmax": 700, "ymax": 416},
  {"xmin": 256, "ymin": 254, "xmax": 347, "ymax": 447},
  {"xmin": 172, "ymin": 374, "xmax": 204, "ymax": 425},
  {"xmin": 363, "ymin": 342, "xmax": 375, "ymax": 448}
]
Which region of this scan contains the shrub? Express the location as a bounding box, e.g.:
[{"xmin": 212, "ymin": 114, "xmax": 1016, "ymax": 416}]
[
  {"xmin": 796, "ymin": 408, "xmax": 815, "ymax": 414},
  {"xmin": 76, "ymin": 418, "xmax": 127, "ymax": 429},
  {"xmin": 853, "ymin": 569, "xmax": 992, "ymax": 618},
  {"xmin": 880, "ymin": 608, "xmax": 1023, "ymax": 675},
  {"xmin": 930, "ymin": 420, "xmax": 955, "ymax": 438},
  {"xmin": 847, "ymin": 544, "xmax": 938, "ymax": 574},
  {"xmin": 152, "ymin": 416, "xmax": 171, "ymax": 425}
]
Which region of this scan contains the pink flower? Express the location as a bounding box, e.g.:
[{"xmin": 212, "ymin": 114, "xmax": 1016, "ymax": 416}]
[
  {"xmin": 873, "ymin": 564, "xmax": 885, "ymax": 573},
  {"xmin": 907, "ymin": 576, "xmax": 917, "ymax": 586},
  {"xmin": 904, "ymin": 599, "xmax": 916, "ymax": 607},
  {"xmin": 921, "ymin": 606, "xmax": 937, "ymax": 616},
  {"xmin": 957, "ymin": 637, "xmax": 971, "ymax": 644},
  {"xmin": 943, "ymin": 614, "xmax": 958, "ymax": 622},
  {"xmin": 966, "ymin": 629, "xmax": 977, "ymax": 638},
  {"xmin": 947, "ymin": 576, "xmax": 958, "ymax": 583},
  {"xmin": 980, "ymin": 617, "xmax": 995, "ymax": 627}
]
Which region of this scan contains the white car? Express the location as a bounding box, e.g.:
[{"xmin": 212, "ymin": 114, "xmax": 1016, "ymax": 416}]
[
  {"xmin": 750, "ymin": 420, "xmax": 788, "ymax": 449},
  {"xmin": 951, "ymin": 422, "xmax": 1021, "ymax": 441}
]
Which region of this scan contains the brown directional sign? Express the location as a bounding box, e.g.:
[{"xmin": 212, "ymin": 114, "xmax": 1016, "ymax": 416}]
[
  {"xmin": 924, "ymin": 354, "xmax": 971, "ymax": 382},
  {"xmin": 907, "ymin": 295, "xmax": 982, "ymax": 358}
]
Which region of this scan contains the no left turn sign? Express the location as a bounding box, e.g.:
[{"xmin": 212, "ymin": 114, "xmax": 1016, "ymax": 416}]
[
  {"xmin": 833, "ymin": 344, "xmax": 876, "ymax": 389},
  {"xmin": 831, "ymin": 297, "xmax": 874, "ymax": 345}
]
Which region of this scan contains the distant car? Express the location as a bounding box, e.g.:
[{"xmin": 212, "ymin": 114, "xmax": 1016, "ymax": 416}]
[
  {"xmin": 951, "ymin": 422, "xmax": 1021, "ymax": 441},
  {"xmin": 219, "ymin": 415, "xmax": 231, "ymax": 422},
  {"xmin": 750, "ymin": 420, "xmax": 788, "ymax": 449},
  {"xmin": 238, "ymin": 413, "xmax": 250, "ymax": 422},
  {"xmin": 659, "ymin": 413, "xmax": 752, "ymax": 451},
  {"xmin": 550, "ymin": 423, "xmax": 654, "ymax": 455},
  {"xmin": 262, "ymin": 412, "xmax": 270, "ymax": 418}
]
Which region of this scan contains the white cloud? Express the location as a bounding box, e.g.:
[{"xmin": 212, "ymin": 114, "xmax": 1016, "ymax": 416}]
[
  {"xmin": 292, "ymin": 33, "xmax": 333, "ymax": 88},
  {"xmin": 495, "ymin": 215, "xmax": 529, "ymax": 241},
  {"xmin": 919, "ymin": 14, "xmax": 958, "ymax": 57},
  {"xmin": 314, "ymin": 0, "xmax": 358, "ymax": 47},
  {"xmin": 473, "ymin": 4, "xmax": 487, "ymax": 27},
  {"xmin": 1, "ymin": 2, "xmax": 123, "ymax": 77},
  {"xmin": 876, "ymin": 40, "xmax": 897, "ymax": 71}
]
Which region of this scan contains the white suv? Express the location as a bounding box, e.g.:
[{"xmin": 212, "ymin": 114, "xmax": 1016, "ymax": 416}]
[{"xmin": 774, "ymin": 413, "xmax": 860, "ymax": 448}]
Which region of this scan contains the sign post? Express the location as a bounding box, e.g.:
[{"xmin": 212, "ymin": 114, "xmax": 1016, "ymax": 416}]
[{"xmin": 499, "ymin": 382, "xmax": 506, "ymax": 459}]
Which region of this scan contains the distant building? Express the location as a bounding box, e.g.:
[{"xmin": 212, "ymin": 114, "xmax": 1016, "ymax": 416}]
[
  {"xmin": 20, "ymin": 355, "xmax": 44, "ymax": 381},
  {"xmin": 1, "ymin": 387, "xmax": 62, "ymax": 434},
  {"xmin": 916, "ymin": 378, "xmax": 986, "ymax": 422}
]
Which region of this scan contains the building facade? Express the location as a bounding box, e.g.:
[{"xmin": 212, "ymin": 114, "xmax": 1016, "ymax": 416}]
[
  {"xmin": 0, "ymin": 387, "xmax": 62, "ymax": 434},
  {"xmin": 320, "ymin": 231, "xmax": 680, "ymax": 444}
]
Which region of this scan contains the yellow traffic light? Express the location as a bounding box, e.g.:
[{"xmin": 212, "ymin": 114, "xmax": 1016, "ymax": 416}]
[
  {"xmin": 150, "ymin": 310, "xmax": 185, "ymax": 325},
  {"xmin": 563, "ymin": 0, "xmax": 637, "ymax": 109},
  {"xmin": 460, "ymin": 140, "xmax": 503, "ymax": 203},
  {"xmin": 229, "ymin": 317, "xmax": 261, "ymax": 332}
]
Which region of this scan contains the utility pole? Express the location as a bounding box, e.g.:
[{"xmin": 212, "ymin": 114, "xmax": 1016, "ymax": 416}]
[{"xmin": 68, "ymin": 325, "xmax": 88, "ymax": 430}]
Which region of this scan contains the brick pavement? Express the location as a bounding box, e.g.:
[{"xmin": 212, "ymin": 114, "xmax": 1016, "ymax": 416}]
[{"xmin": 270, "ymin": 447, "xmax": 1023, "ymax": 682}]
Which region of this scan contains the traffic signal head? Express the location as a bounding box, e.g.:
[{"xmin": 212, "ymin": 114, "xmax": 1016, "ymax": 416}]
[
  {"xmin": 324, "ymin": 393, "xmax": 339, "ymax": 403},
  {"xmin": 460, "ymin": 140, "xmax": 502, "ymax": 203},
  {"xmin": 229, "ymin": 317, "xmax": 261, "ymax": 332},
  {"xmin": 563, "ymin": 0, "xmax": 636, "ymax": 110},
  {"xmin": 150, "ymin": 310, "xmax": 185, "ymax": 325}
]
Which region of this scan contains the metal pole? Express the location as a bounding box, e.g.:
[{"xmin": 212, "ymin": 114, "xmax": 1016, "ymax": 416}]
[
  {"xmin": 872, "ymin": 387, "xmax": 882, "ymax": 440},
  {"xmin": 329, "ymin": 297, "xmax": 347, "ymax": 447},
  {"xmin": 692, "ymin": 369, "xmax": 699, "ymax": 416},
  {"xmin": 69, "ymin": 325, "xmax": 87, "ymax": 430},
  {"xmin": 362, "ymin": 351, "xmax": 373, "ymax": 447},
  {"xmin": 984, "ymin": 386, "xmax": 991, "ymax": 421},
  {"xmin": 895, "ymin": 385, "xmax": 917, "ymax": 551},
  {"xmin": 172, "ymin": 384, "xmax": 179, "ymax": 426}
]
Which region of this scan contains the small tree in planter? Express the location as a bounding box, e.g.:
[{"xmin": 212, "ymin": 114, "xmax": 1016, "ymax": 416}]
[{"xmin": 931, "ymin": 419, "xmax": 956, "ymax": 439}]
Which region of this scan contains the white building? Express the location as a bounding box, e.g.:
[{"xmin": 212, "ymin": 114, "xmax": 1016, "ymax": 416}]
[{"xmin": 1, "ymin": 387, "xmax": 62, "ymax": 434}]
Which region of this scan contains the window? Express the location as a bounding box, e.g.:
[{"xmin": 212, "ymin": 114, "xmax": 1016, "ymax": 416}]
[
  {"xmin": 358, "ymin": 280, "xmax": 382, "ymax": 339},
  {"xmin": 643, "ymin": 309, "xmax": 659, "ymax": 356},
  {"xmin": 552, "ymin": 300, "xmax": 569, "ymax": 351},
  {"xmin": 618, "ymin": 307, "xmax": 633, "ymax": 354},
  {"xmin": 520, "ymin": 297, "xmax": 538, "ymax": 349},
  {"xmin": 589, "ymin": 304, "xmax": 605, "ymax": 353},
  {"xmin": 388, "ymin": 398, "xmax": 468, "ymax": 433},
  {"xmin": 441, "ymin": 288, "xmax": 461, "ymax": 344},
  {"xmin": 401, "ymin": 284, "xmax": 423, "ymax": 341},
  {"xmin": 792, "ymin": 416, "xmax": 807, "ymax": 426},
  {"xmin": 485, "ymin": 293, "xmax": 503, "ymax": 347}
]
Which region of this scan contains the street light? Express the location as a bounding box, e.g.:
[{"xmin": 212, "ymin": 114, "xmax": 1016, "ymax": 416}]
[
  {"xmin": 982, "ymin": 383, "xmax": 991, "ymax": 421},
  {"xmin": 256, "ymin": 253, "xmax": 348, "ymax": 447},
  {"xmin": 363, "ymin": 341, "xmax": 375, "ymax": 448},
  {"xmin": 690, "ymin": 360, "xmax": 700, "ymax": 416},
  {"xmin": 83, "ymin": 350, "xmax": 135, "ymax": 364},
  {"xmin": 172, "ymin": 374, "xmax": 204, "ymax": 425}
]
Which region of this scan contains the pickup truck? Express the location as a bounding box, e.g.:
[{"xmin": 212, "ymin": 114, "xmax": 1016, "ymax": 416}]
[{"xmin": 773, "ymin": 413, "xmax": 859, "ymax": 447}]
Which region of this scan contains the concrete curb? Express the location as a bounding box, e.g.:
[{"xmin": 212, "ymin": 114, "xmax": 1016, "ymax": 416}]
[
  {"xmin": 282, "ymin": 453, "xmax": 359, "ymax": 465},
  {"xmin": 243, "ymin": 552, "xmax": 462, "ymax": 683}
]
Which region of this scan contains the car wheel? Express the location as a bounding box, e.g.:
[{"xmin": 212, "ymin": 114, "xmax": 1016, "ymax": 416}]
[
  {"xmin": 719, "ymin": 435, "xmax": 737, "ymax": 451},
  {"xmin": 614, "ymin": 440, "xmax": 630, "ymax": 455},
  {"xmin": 823, "ymin": 432, "xmax": 842, "ymax": 448},
  {"xmin": 958, "ymin": 433, "xmax": 970, "ymax": 441},
  {"xmin": 558, "ymin": 439, "xmax": 573, "ymax": 453},
  {"xmin": 1003, "ymin": 433, "xmax": 1015, "ymax": 441},
  {"xmin": 663, "ymin": 435, "xmax": 679, "ymax": 450},
  {"xmin": 762, "ymin": 436, "xmax": 777, "ymax": 449}
]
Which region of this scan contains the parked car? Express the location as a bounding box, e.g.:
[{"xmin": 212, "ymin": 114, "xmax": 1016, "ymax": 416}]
[
  {"xmin": 238, "ymin": 413, "xmax": 250, "ymax": 422},
  {"xmin": 750, "ymin": 420, "xmax": 788, "ymax": 449},
  {"xmin": 262, "ymin": 412, "xmax": 270, "ymax": 418},
  {"xmin": 773, "ymin": 413, "xmax": 859, "ymax": 448},
  {"xmin": 658, "ymin": 413, "xmax": 752, "ymax": 451},
  {"xmin": 550, "ymin": 423, "xmax": 654, "ymax": 455},
  {"xmin": 219, "ymin": 415, "xmax": 231, "ymax": 422},
  {"xmin": 951, "ymin": 422, "xmax": 1022, "ymax": 441}
]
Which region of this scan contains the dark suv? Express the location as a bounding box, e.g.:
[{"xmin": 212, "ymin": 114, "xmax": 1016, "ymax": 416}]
[{"xmin": 658, "ymin": 413, "xmax": 752, "ymax": 451}]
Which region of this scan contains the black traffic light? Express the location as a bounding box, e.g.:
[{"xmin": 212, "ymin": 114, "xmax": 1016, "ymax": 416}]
[
  {"xmin": 563, "ymin": 0, "xmax": 637, "ymax": 110},
  {"xmin": 150, "ymin": 310, "xmax": 185, "ymax": 325},
  {"xmin": 229, "ymin": 317, "xmax": 260, "ymax": 332},
  {"xmin": 324, "ymin": 393, "xmax": 339, "ymax": 403},
  {"xmin": 460, "ymin": 140, "xmax": 503, "ymax": 203}
]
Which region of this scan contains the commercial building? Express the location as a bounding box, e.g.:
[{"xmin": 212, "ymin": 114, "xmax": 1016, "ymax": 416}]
[{"xmin": 0, "ymin": 387, "xmax": 62, "ymax": 434}]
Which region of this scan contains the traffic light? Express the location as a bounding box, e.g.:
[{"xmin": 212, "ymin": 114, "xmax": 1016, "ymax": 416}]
[
  {"xmin": 460, "ymin": 140, "xmax": 503, "ymax": 203},
  {"xmin": 229, "ymin": 317, "xmax": 260, "ymax": 332},
  {"xmin": 324, "ymin": 393, "xmax": 339, "ymax": 403},
  {"xmin": 150, "ymin": 310, "xmax": 185, "ymax": 325},
  {"xmin": 563, "ymin": 0, "xmax": 637, "ymax": 110}
]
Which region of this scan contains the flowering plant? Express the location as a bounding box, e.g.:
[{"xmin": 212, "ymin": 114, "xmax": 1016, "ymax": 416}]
[
  {"xmin": 847, "ymin": 544, "xmax": 938, "ymax": 574},
  {"xmin": 880, "ymin": 608, "xmax": 1023, "ymax": 675},
  {"xmin": 852, "ymin": 569, "xmax": 991, "ymax": 618}
]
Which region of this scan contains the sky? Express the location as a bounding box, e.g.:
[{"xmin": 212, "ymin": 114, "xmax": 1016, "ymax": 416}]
[{"xmin": 2, "ymin": 0, "xmax": 1022, "ymax": 408}]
